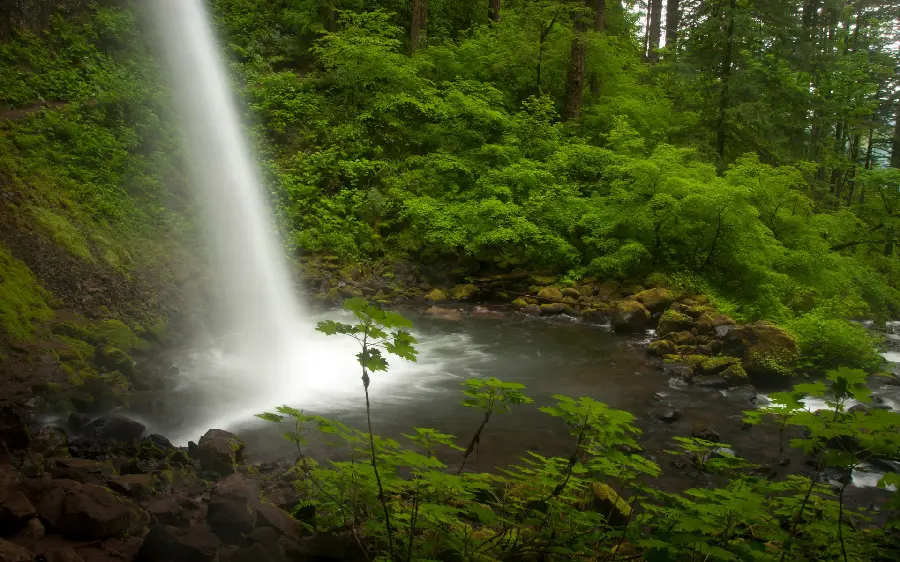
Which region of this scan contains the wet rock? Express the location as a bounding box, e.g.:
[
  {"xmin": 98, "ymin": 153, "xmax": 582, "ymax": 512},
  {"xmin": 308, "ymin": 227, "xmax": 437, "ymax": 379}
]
[
  {"xmin": 511, "ymin": 298, "xmax": 528, "ymax": 309},
  {"xmin": 43, "ymin": 548, "xmax": 84, "ymax": 562},
  {"xmin": 537, "ymin": 287, "xmax": 563, "ymax": 301},
  {"xmin": 50, "ymin": 458, "xmax": 115, "ymax": 485},
  {"xmin": 59, "ymin": 483, "xmax": 146, "ymax": 540},
  {"xmin": 620, "ymin": 284, "xmax": 644, "ymax": 297},
  {"xmin": 108, "ymin": 474, "xmax": 155, "ymax": 501},
  {"xmin": 581, "ymin": 304, "xmax": 613, "ymax": 322},
  {"xmin": 207, "ymin": 474, "xmax": 257, "ymax": 540},
  {"xmin": 722, "ymin": 363, "xmax": 749, "ymax": 386},
  {"xmin": 648, "ymin": 339, "xmax": 677, "ymax": 357},
  {"xmin": 653, "ymin": 407, "xmax": 683, "ymax": 423},
  {"xmin": 722, "ymin": 321, "xmax": 799, "ymax": 381},
  {"xmin": 0, "ymin": 539, "xmax": 32, "ymax": 562},
  {"xmin": 561, "ymin": 287, "xmax": 581, "ymax": 299},
  {"xmin": 82, "ymin": 414, "xmax": 145, "ymax": 445},
  {"xmin": 612, "ymin": 301, "xmax": 651, "ymax": 332},
  {"xmin": 672, "ymin": 331, "xmax": 698, "ymax": 346},
  {"xmin": 424, "ymin": 289, "xmax": 448, "ymax": 303},
  {"xmin": 135, "ymin": 524, "xmax": 221, "ymax": 562},
  {"xmin": 0, "ymin": 490, "xmax": 37, "ymax": 533},
  {"xmin": 692, "ymin": 423, "xmax": 720, "ymax": 443},
  {"xmin": 729, "ymin": 384, "xmax": 758, "ymax": 406},
  {"xmin": 697, "ymin": 356, "xmax": 740, "ymax": 376},
  {"xmin": 658, "ymin": 309, "xmax": 694, "ymax": 337},
  {"xmin": 198, "ymin": 431, "xmax": 243, "ymax": 476},
  {"xmin": 254, "ymin": 503, "xmax": 303, "ymax": 540},
  {"xmin": 587, "ymin": 483, "xmax": 631, "ymax": 526},
  {"xmin": 450, "ymin": 284, "xmax": 481, "ymax": 301},
  {"xmin": 31, "ymin": 426, "xmax": 69, "ymax": 458},
  {"xmin": 424, "ymin": 306, "xmax": 462, "ymax": 321},
  {"xmin": 636, "ymin": 288, "xmax": 675, "ymax": 313},
  {"xmin": 0, "ymin": 444, "xmax": 11, "ymax": 466},
  {"xmin": 522, "ymin": 305, "xmax": 542, "ymax": 316},
  {"xmin": 21, "ymin": 517, "xmax": 45, "ymax": 539},
  {"xmin": 0, "ymin": 408, "xmax": 29, "ymax": 450},
  {"xmin": 146, "ymin": 499, "xmax": 182, "ymax": 527},
  {"xmin": 662, "ymin": 359, "xmax": 693, "ymax": 381},
  {"xmin": 540, "ymin": 303, "xmax": 573, "ymax": 316},
  {"xmin": 20, "ymin": 453, "xmax": 43, "ymax": 478},
  {"xmin": 715, "ymin": 324, "xmax": 736, "ymax": 338},
  {"xmin": 21, "ymin": 477, "xmax": 79, "ymax": 531},
  {"xmin": 69, "ymin": 378, "xmax": 125, "ymax": 415},
  {"xmin": 692, "ymin": 375, "xmax": 729, "ymax": 389},
  {"xmin": 93, "ymin": 346, "xmax": 135, "ymax": 377}
]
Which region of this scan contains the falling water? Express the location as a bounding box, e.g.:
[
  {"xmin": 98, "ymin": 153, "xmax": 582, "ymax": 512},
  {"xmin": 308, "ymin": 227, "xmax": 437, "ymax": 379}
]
[{"xmin": 146, "ymin": 0, "xmax": 424, "ymax": 441}]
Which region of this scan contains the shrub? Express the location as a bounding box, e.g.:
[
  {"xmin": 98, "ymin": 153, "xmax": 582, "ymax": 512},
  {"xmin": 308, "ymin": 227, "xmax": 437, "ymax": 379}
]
[{"xmin": 787, "ymin": 312, "xmax": 882, "ymax": 373}]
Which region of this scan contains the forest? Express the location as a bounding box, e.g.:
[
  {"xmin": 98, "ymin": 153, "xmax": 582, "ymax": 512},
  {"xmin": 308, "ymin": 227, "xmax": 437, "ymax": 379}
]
[{"xmin": 1, "ymin": 0, "xmax": 900, "ymax": 561}]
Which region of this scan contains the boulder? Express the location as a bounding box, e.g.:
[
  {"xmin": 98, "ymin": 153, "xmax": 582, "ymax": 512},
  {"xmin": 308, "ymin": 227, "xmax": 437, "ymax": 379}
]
[
  {"xmin": 337, "ymin": 285, "xmax": 363, "ymax": 298},
  {"xmin": 653, "ymin": 407, "xmax": 683, "ymax": 423},
  {"xmin": 0, "ymin": 408, "xmax": 29, "ymax": 450},
  {"xmin": 0, "ymin": 539, "xmax": 32, "ymax": 562},
  {"xmin": 82, "ymin": 414, "xmax": 145, "ymax": 445},
  {"xmin": 537, "ymin": 286, "xmax": 563, "ymax": 301},
  {"xmin": 636, "ymin": 288, "xmax": 675, "ymax": 313},
  {"xmin": 647, "ymin": 339, "xmax": 677, "ymax": 357},
  {"xmin": 595, "ymin": 281, "xmax": 619, "ymax": 299},
  {"xmin": 31, "ymin": 426, "xmax": 69, "ymax": 457},
  {"xmin": 21, "ymin": 517, "xmax": 45, "ymax": 539},
  {"xmin": 43, "ymin": 549, "xmax": 84, "ymax": 562},
  {"xmin": 93, "ymin": 346, "xmax": 135, "ymax": 377},
  {"xmin": 50, "ymin": 458, "xmax": 115, "ymax": 485},
  {"xmin": 198, "ymin": 436, "xmax": 243, "ymax": 476},
  {"xmin": 692, "ymin": 375, "xmax": 729, "ymax": 389},
  {"xmin": 512, "ymin": 298, "xmax": 528, "ymax": 309},
  {"xmin": 691, "ymin": 423, "xmax": 720, "ymax": 443},
  {"xmin": 424, "ymin": 306, "xmax": 462, "ymax": 321},
  {"xmin": 672, "ymin": 331, "xmax": 698, "ymax": 346},
  {"xmin": 581, "ymin": 304, "xmax": 613, "ymax": 322},
  {"xmin": 424, "ymin": 289, "xmax": 448, "ymax": 303},
  {"xmin": 59, "ymin": 483, "xmax": 146, "ymax": 540},
  {"xmin": 108, "ymin": 474, "xmax": 155, "ymax": 501},
  {"xmin": 231, "ymin": 543, "xmax": 273, "ymax": 562},
  {"xmin": 722, "ymin": 321, "xmax": 799, "ymax": 380},
  {"xmin": 620, "ymin": 284, "xmax": 644, "ymax": 297},
  {"xmin": 721, "ymin": 363, "xmax": 749, "ymax": 386},
  {"xmin": 135, "ymin": 524, "xmax": 221, "ymax": 562},
  {"xmin": 207, "ymin": 474, "xmax": 257, "ymax": 540},
  {"xmin": 21, "ymin": 478, "xmax": 81, "ymax": 530},
  {"xmin": 657, "ymin": 309, "xmax": 695, "ymax": 337},
  {"xmin": 146, "ymin": 499, "xmax": 182, "ymax": 527},
  {"xmin": 255, "ymin": 503, "xmax": 303, "ymax": 540},
  {"xmin": 0, "ymin": 491, "xmax": 36, "ymax": 533},
  {"xmin": 587, "ymin": 483, "xmax": 631, "ymax": 526},
  {"xmin": 662, "ymin": 359, "xmax": 693, "ymax": 381},
  {"xmin": 540, "ymin": 303, "xmax": 573, "ymax": 316},
  {"xmin": 697, "ymin": 356, "xmax": 740, "ymax": 376},
  {"xmin": 522, "ymin": 305, "xmax": 542, "ymax": 316},
  {"xmin": 450, "ymin": 284, "xmax": 481, "ymax": 301},
  {"xmin": 612, "ymin": 301, "xmax": 651, "ymax": 332},
  {"xmin": 729, "ymin": 385, "xmax": 758, "ymax": 406}
]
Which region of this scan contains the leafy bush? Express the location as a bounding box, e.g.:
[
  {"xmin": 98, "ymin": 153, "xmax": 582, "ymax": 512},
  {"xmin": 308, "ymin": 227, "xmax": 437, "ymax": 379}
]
[{"xmin": 788, "ymin": 312, "xmax": 882, "ymax": 373}]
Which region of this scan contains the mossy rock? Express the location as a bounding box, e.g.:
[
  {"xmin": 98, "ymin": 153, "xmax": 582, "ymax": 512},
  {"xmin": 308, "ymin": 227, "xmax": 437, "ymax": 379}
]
[
  {"xmin": 588, "ymin": 483, "xmax": 631, "ymax": 527},
  {"xmin": 561, "ymin": 287, "xmax": 581, "ymax": 299},
  {"xmin": 648, "ymin": 339, "xmax": 677, "ymax": 357},
  {"xmin": 582, "ymin": 304, "xmax": 613, "ymax": 322},
  {"xmin": 424, "ymin": 289, "xmax": 448, "ymax": 303},
  {"xmin": 0, "ymin": 244, "xmax": 52, "ymax": 340},
  {"xmin": 537, "ymin": 287, "xmax": 563, "ymax": 301},
  {"xmin": 636, "ymin": 288, "xmax": 675, "ymax": 313},
  {"xmin": 540, "ymin": 303, "xmax": 573, "ymax": 316},
  {"xmin": 512, "ymin": 298, "xmax": 529, "ymax": 309},
  {"xmin": 672, "ymin": 331, "xmax": 698, "ymax": 346},
  {"xmin": 722, "ymin": 363, "xmax": 749, "ymax": 386},
  {"xmin": 722, "ymin": 321, "xmax": 799, "ymax": 381},
  {"xmin": 698, "ymin": 356, "xmax": 740, "ymax": 376},
  {"xmin": 94, "ymin": 345, "xmax": 135, "ymax": 377},
  {"xmin": 658, "ymin": 308, "xmax": 695, "ymax": 336},
  {"xmin": 450, "ymin": 284, "xmax": 481, "ymax": 301},
  {"xmin": 338, "ymin": 285, "xmax": 363, "ymax": 298},
  {"xmin": 530, "ymin": 275, "xmax": 557, "ymax": 286},
  {"xmin": 52, "ymin": 322, "xmax": 95, "ymax": 343},
  {"xmin": 95, "ymin": 319, "xmax": 139, "ymax": 350},
  {"xmin": 612, "ymin": 300, "xmax": 651, "ymax": 332}
]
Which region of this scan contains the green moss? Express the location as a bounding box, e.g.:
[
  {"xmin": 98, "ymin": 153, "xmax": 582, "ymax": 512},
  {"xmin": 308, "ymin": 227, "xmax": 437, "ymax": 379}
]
[
  {"xmin": 699, "ymin": 356, "xmax": 740, "ymax": 375},
  {"xmin": 31, "ymin": 207, "xmax": 93, "ymax": 261},
  {"xmin": 0, "ymin": 244, "xmax": 52, "ymax": 340},
  {"xmin": 96, "ymin": 319, "xmax": 138, "ymax": 350}
]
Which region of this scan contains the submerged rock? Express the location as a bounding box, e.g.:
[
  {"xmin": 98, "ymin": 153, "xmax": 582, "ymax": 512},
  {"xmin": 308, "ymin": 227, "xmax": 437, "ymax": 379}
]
[
  {"xmin": 522, "ymin": 305, "xmax": 542, "ymax": 316},
  {"xmin": 653, "ymin": 407, "xmax": 683, "ymax": 423},
  {"xmin": 425, "ymin": 306, "xmax": 462, "ymax": 321},
  {"xmin": 691, "ymin": 423, "xmax": 720, "ymax": 443}
]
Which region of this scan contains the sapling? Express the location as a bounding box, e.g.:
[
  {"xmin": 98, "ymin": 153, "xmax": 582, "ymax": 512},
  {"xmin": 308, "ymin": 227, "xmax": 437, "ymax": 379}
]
[
  {"xmin": 316, "ymin": 298, "xmax": 419, "ymax": 560},
  {"xmin": 457, "ymin": 377, "xmax": 532, "ymax": 474}
]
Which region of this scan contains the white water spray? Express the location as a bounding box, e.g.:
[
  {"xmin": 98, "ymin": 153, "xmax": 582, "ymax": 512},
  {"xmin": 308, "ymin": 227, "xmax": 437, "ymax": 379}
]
[{"xmin": 147, "ymin": 0, "xmax": 434, "ymax": 440}]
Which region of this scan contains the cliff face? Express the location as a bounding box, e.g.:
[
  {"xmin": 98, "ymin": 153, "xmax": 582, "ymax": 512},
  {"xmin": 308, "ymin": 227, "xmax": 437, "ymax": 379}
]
[{"xmin": 0, "ymin": 1, "xmax": 193, "ymax": 409}]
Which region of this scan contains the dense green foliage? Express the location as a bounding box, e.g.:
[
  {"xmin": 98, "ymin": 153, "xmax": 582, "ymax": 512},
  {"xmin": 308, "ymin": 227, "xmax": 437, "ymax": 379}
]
[{"xmin": 258, "ymin": 301, "xmax": 900, "ymax": 561}]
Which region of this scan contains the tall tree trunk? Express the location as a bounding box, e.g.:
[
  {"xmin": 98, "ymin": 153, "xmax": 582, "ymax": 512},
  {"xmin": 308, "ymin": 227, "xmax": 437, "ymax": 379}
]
[
  {"xmin": 323, "ymin": 0, "xmax": 337, "ymax": 32},
  {"xmin": 891, "ymin": 99, "xmax": 900, "ymax": 168},
  {"xmin": 716, "ymin": 0, "xmax": 737, "ymax": 173},
  {"xmin": 647, "ymin": 0, "xmax": 663, "ymax": 61},
  {"xmin": 665, "ymin": 0, "xmax": 680, "ymax": 50},
  {"xmin": 562, "ymin": 25, "xmax": 587, "ymax": 121},
  {"xmin": 489, "ymin": 0, "xmax": 500, "ymax": 22},
  {"xmin": 410, "ymin": 0, "xmax": 428, "ymax": 53},
  {"xmin": 589, "ymin": 0, "xmax": 606, "ymax": 95}
]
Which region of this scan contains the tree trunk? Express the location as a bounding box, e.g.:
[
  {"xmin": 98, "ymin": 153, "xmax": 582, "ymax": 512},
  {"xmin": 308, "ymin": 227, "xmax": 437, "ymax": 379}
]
[
  {"xmin": 891, "ymin": 99, "xmax": 900, "ymax": 168},
  {"xmin": 489, "ymin": 0, "xmax": 500, "ymax": 22},
  {"xmin": 716, "ymin": 0, "xmax": 737, "ymax": 173},
  {"xmin": 647, "ymin": 0, "xmax": 663, "ymax": 61},
  {"xmin": 589, "ymin": 0, "xmax": 606, "ymax": 95},
  {"xmin": 562, "ymin": 31, "xmax": 587, "ymax": 121},
  {"xmin": 410, "ymin": 0, "xmax": 428, "ymax": 53},
  {"xmin": 665, "ymin": 0, "xmax": 680, "ymax": 50}
]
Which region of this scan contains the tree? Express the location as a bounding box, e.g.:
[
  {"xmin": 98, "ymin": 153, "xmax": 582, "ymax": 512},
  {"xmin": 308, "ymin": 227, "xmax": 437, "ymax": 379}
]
[
  {"xmin": 411, "ymin": 0, "xmax": 427, "ymax": 52},
  {"xmin": 665, "ymin": 0, "xmax": 680, "ymax": 50},
  {"xmin": 647, "ymin": 0, "xmax": 663, "ymax": 60},
  {"xmin": 489, "ymin": 0, "xmax": 501, "ymax": 22}
]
